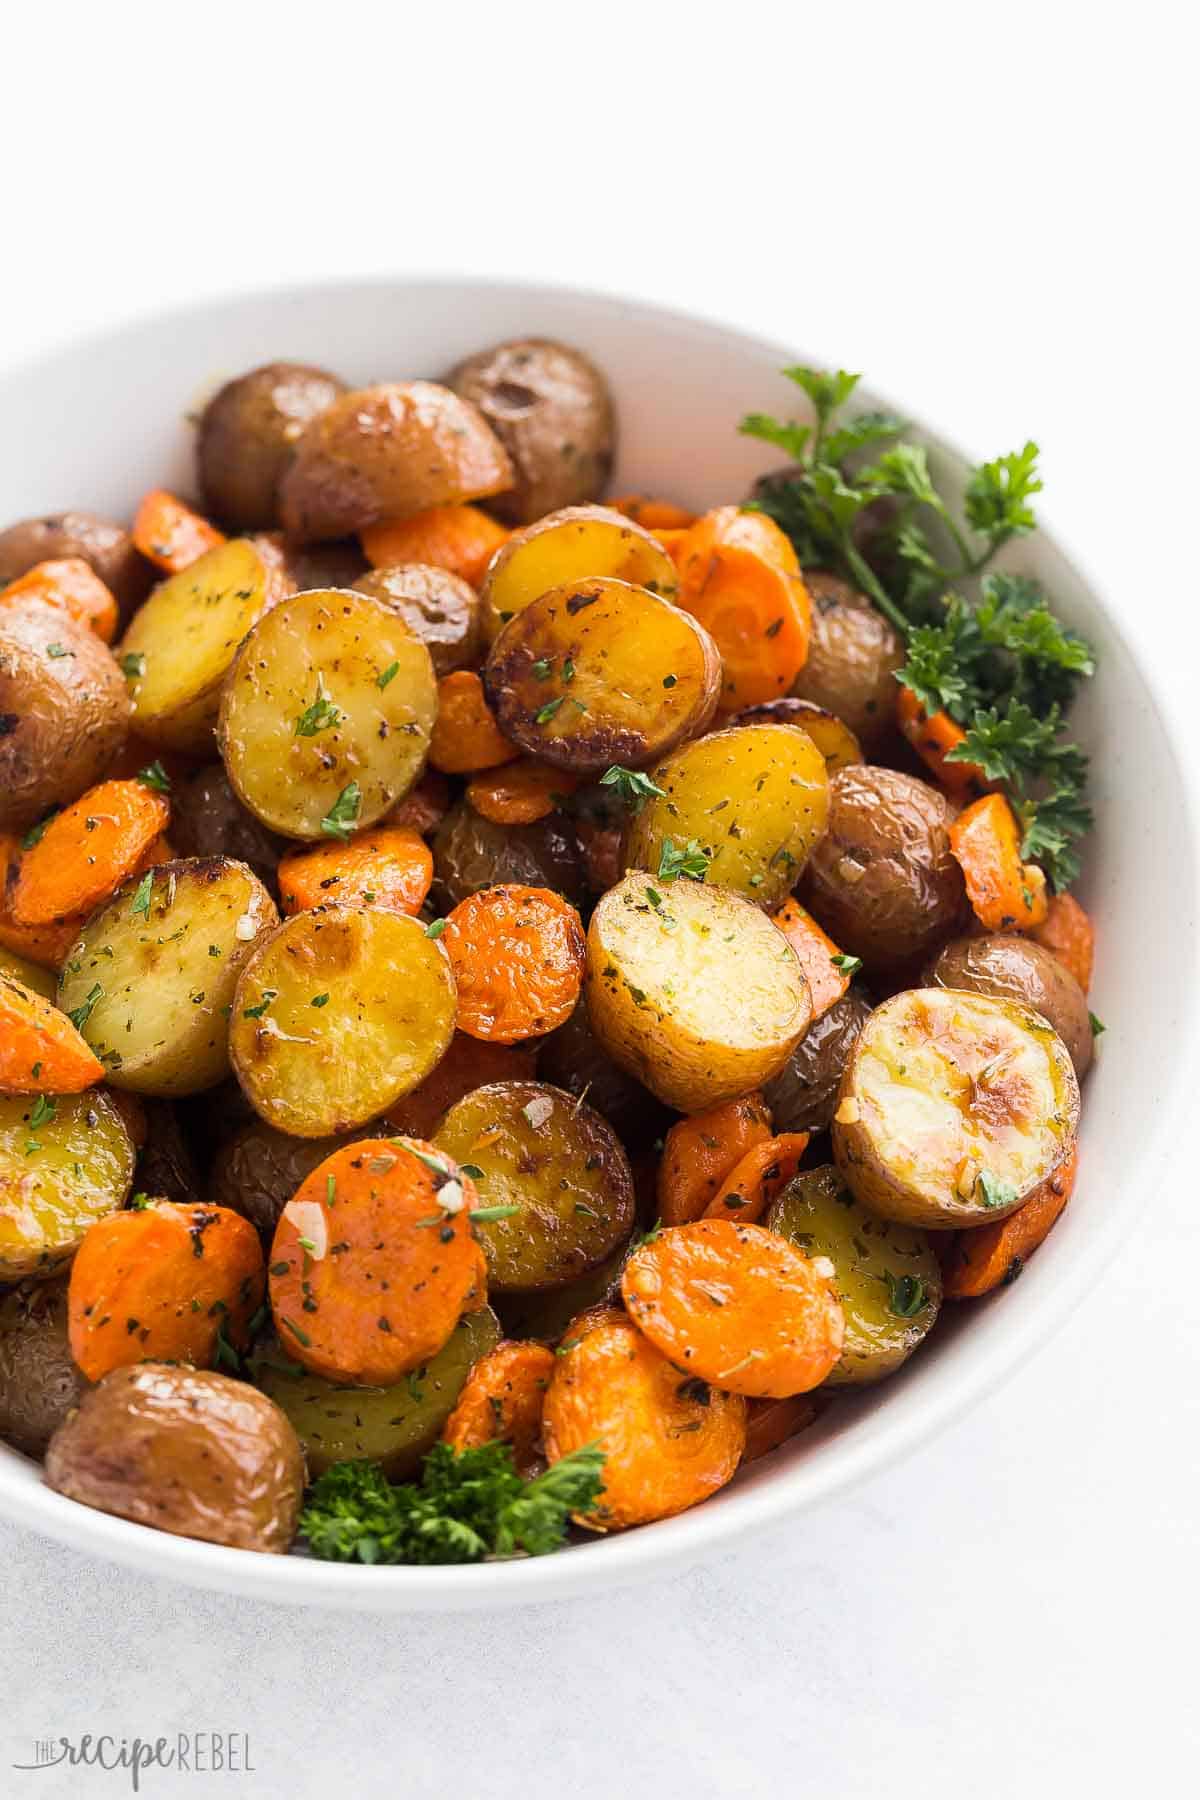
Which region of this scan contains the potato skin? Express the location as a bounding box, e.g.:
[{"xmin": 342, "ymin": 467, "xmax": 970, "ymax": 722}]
[
  {"xmin": 0, "ymin": 604, "xmax": 131, "ymax": 829},
  {"xmin": 537, "ymin": 999, "xmax": 670, "ymax": 1148},
  {"xmin": 170, "ymin": 764, "xmax": 286, "ymax": 885},
  {"xmin": 0, "ymin": 511, "xmax": 154, "ymax": 627},
  {"xmin": 0, "ymin": 1277, "xmax": 85, "ymax": 1457},
  {"xmin": 927, "ymin": 934, "xmax": 1093, "ymax": 1078},
  {"xmin": 355, "ymin": 563, "xmax": 482, "ymax": 676},
  {"xmin": 44, "ymin": 1362, "xmax": 305, "ymax": 1553},
  {"xmin": 803, "ymin": 764, "xmax": 966, "ymax": 971},
  {"xmin": 762, "ymin": 989, "xmax": 875, "ymax": 1133},
  {"xmin": 208, "ymin": 1120, "xmax": 366, "ymax": 1238},
  {"xmin": 197, "ymin": 361, "xmax": 347, "ymax": 530},
  {"xmin": 791, "ymin": 572, "xmax": 904, "ymax": 753},
  {"xmin": 431, "ymin": 802, "xmax": 586, "ymax": 909},
  {"xmin": 448, "ymin": 339, "xmax": 614, "ymax": 525}
]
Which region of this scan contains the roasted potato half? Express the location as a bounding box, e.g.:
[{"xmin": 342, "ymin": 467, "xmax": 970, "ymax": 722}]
[
  {"xmin": 791, "ymin": 572, "xmax": 905, "ymax": 753},
  {"xmin": 431, "ymin": 802, "xmax": 586, "ymax": 910},
  {"xmin": 229, "ymin": 905, "xmax": 456, "ymax": 1137},
  {"xmin": 496, "ymin": 1236, "xmax": 633, "ymax": 1344},
  {"xmin": 434, "ymin": 1080, "xmax": 635, "ymax": 1291},
  {"xmin": 58, "ymin": 857, "xmax": 278, "ymax": 1096},
  {"xmin": 0, "ymin": 1089, "xmax": 134, "ymax": 1281},
  {"xmin": 44, "ymin": 1362, "xmax": 305, "ymax": 1553},
  {"xmin": 485, "ymin": 578, "xmax": 720, "ymax": 775},
  {"xmin": 0, "ymin": 942, "xmax": 57, "ymax": 1000},
  {"xmin": 733, "ymin": 696, "xmax": 863, "ymax": 773},
  {"xmin": 250, "ymin": 1305, "xmax": 500, "ymax": 1481},
  {"xmin": 278, "ymin": 381, "xmax": 514, "ymax": 542},
  {"xmin": 0, "ymin": 1276, "xmax": 85, "ymax": 1457},
  {"xmin": 479, "ymin": 505, "xmax": 678, "ymax": 644},
  {"xmin": 586, "ymin": 872, "xmax": 811, "ymax": 1112},
  {"xmin": 354, "ymin": 564, "xmax": 482, "ymax": 677},
  {"xmin": 218, "ymin": 588, "xmax": 437, "ymax": 840},
  {"xmin": 927, "ymin": 934, "xmax": 1093, "ymax": 1078},
  {"xmin": 767, "ymin": 1166, "xmax": 942, "ymax": 1385},
  {"xmin": 119, "ymin": 538, "xmax": 288, "ymax": 753},
  {"xmin": 833, "ymin": 987, "xmax": 1080, "ymax": 1229},
  {"xmin": 448, "ymin": 338, "xmax": 615, "ymax": 524},
  {"xmin": 197, "ymin": 361, "xmax": 347, "ymax": 530},
  {"xmin": 762, "ymin": 989, "xmax": 874, "ymax": 1133},
  {"xmin": 623, "ymin": 723, "xmax": 830, "ymax": 908},
  {"xmin": 0, "ymin": 511, "xmax": 153, "ymax": 627},
  {"xmin": 0, "ymin": 604, "xmax": 131, "ymax": 830}
]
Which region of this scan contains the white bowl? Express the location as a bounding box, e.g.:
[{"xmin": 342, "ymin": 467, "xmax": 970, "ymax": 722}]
[{"xmin": 1, "ymin": 278, "xmax": 1195, "ymax": 1610}]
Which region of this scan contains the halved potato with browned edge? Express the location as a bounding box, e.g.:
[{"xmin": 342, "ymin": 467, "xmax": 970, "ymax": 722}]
[
  {"xmin": 585, "ymin": 872, "xmax": 811, "ymax": 1113},
  {"xmin": 832, "ymin": 987, "xmax": 1079, "ymax": 1229},
  {"xmin": 479, "ymin": 505, "xmax": 678, "ymax": 644},
  {"xmin": 229, "ymin": 905, "xmax": 456, "ymax": 1137},
  {"xmin": 733, "ymin": 696, "xmax": 863, "ymax": 773},
  {"xmin": 0, "ymin": 1089, "xmax": 134, "ymax": 1281},
  {"xmin": 0, "ymin": 604, "xmax": 131, "ymax": 831},
  {"xmin": 278, "ymin": 382, "xmax": 514, "ymax": 542},
  {"xmin": 218, "ymin": 588, "xmax": 437, "ymax": 841},
  {"xmin": 623, "ymin": 723, "xmax": 829, "ymax": 908},
  {"xmin": 484, "ymin": 578, "xmax": 720, "ymax": 774},
  {"xmin": 118, "ymin": 538, "xmax": 289, "ymax": 753},
  {"xmin": 354, "ymin": 564, "xmax": 482, "ymax": 677},
  {"xmin": 58, "ymin": 858, "xmax": 278, "ymax": 1096}
]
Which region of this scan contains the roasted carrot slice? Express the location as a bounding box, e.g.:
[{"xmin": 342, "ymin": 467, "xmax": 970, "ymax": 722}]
[
  {"xmin": 657, "ymin": 1094, "xmax": 773, "ymax": 1227},
  {"xmin": 277, "ymin": 826, "xmax": 433, "ymax": 919},
  {"xmin": 131, "ymin": 489, "xmax": 226, "ymax": 574},
  {"xmin": 770, "ymin": 898, "xmax": 853, "ymax": 1020},
  {"xmin": 0, "ymin": 973, "xmax": 104, "ymax": 1092},
  {"xmin": 11, "ymin": 780, "xmax": 170, "ymax": 926},
  {"xmin": 428, "ymin": 670, "xmax": 520, "ymax": 775},
  {"xmin": 942, "ymin": 1145, "xmax": 1079, "ymax": 1299},
  {"xmin": 0, "ymin": 557, "xmax": 119, "ymax": 644},
  {"xmin": 0, "ymin": 833, "xmax": 82, "ymax": 970},
  {"xmin": 361, "ymin": 504, "xmax": 509, "ymax": 589},
  {"xmin": 441, "ymin": 884, "xmax": 585, "ymax": 1042},
  {"xmin": 68, "ymin": 1201, "xmax": 264, "ymax": 1380},
  {"xmin": 1028, "ymin": 891, "xmax": 1095, "ymax": 993},
  {"xmin": 267, "ymin": 1137, "xmax": 487, "ymax": 1385},
  {"xmin": 607, "ymin": 496, "xmax": 697, "ymax": 530},
  {"xmin": 895, "ymin": 686, "xmax": 986, "ymax": 798},
  {"xmin": 621, "ymin": 1219, "xmax": 844, "ymax": 1398},
  {"xmin": 742, "ymin": 1393, "xmax": 818, "ymax": 1464},
  {"xmin": 466, "ymin": 760, "xmax": 578, "ymax": 825},
  {"xmin": 949, "ymin": 792, "xmax": 1049, "ymax": 931},
  {"xmin": 383, "ymin": 1032, "xmax": 538, "ymax": 1140},
  {"xmin": 442, "ymin": 1339, "xmax": 557, "ymax": 1476},
  {"xmin": 703, "ymin": 1132, "xmax": 811, "ymax": 1224},
  {"xmin": 675, "ymin": 506, "xmax": 812, "ymax": 708}
]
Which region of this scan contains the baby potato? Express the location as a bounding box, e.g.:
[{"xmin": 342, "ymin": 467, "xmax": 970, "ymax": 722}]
[
  {"xmin": 448, "ymin": 339, "xmax": 615, "ymax": 525},
  {"xmin": 119, "ymin": 538, "xmax": 289, "ymax": 753},
  {"xmin": 278, "ymin": 382, "xmax": 514, "ymax": 542},
  {"xmin": 0, "ymin": 604, "xmax": 131, "ymax": 831},
  {"xmin": 791, "ymin": 572, "xmax": 905, "ymax": 753},
  {"xmin": 434, "ymin": 1080, "xmax": 635, "ymax": 1291},
  {"xmin": 208, "ymin": 1120, "xmax": 367, "ymax": 1238},
  {"xmin": 927, "ymin": 933, "xmax": 1094, "ymax": 1078},
  {"xmin": 0, "ymin": 512, "xmax": 153, "ymax": 628},
  {"xmin": 229, "ymin": 906, "xmax": 456, "ymax": 1137},
  {"xmin": 495, "ymin": 1235, "xmax": 633, "ymax": 1343},
  {"xmin": 218, "ymin": 588, "xmax": 437, "ymax": 840},
  {"xmin": 763, "ymin": 989, "xmax": 874, "ymax": 1133},
  {"xmin": 586, "ymin": 872, "xmax": 811, "ymax": 1113},
  {"xmin": 250, "ymin": 1306, "xmax": 500, "ymax": 1481},
  {"xmin": 803, "ymin": 764, "xmax": 966, "ymax": 972},
  {"xmin": 169, "ymin": 764, "xmax": 286, "ymax": 886},
  {"xmin": 196, "ymin": 361, "xmax": 347, "ymax": 530},
  {"xmin": 767, "ymin": 1166, "xmax": 942, "ymax": 1385},
  {"xmin": 733, "ymin": 696, "xmax": 863, "ymax": 773},
  {"xmin": 485, "ymin": 578, "xmax": 720, "ymax": 775},
  {"xmin": 58, "ymin": 857, "xmax": 278, "ymax": 1096},
  {"xmin": 479, "ymin": 505, "xmax": 678, "ymax": 644},
  {"xmin": 354, "ymin": 564, "xmax": 482, "ymax": 676},
  {"xmin": 432, "ymin": 802, "xmax": 586, "ymax": 910},
  {"xmin": 833, "ymin": 987, "xmax": 1080, "ymax": 1229},
  {"xmin": 44, "ymin": 1362, "xmax": 305, "ymax": 1553},
  {"xmin": 0, "ymin": 1089, "xmax": 134, "ymax": 1281},
  {"xmin": 537, "ymin": 998, "xmax": 670, "ymax": 1148},
  {"xmin": 0, "ymin": 1275, "xmax": 85, "ymax": 1457},
  {"xmin": 623, "ymin": 723, "xmax": 830, "ymax": 907}
]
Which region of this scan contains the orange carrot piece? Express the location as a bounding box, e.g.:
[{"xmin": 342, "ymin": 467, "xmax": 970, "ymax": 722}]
[
  {"xmin": 657, "ymin": 1094, "xmax": 773, "ymax": 1227},
  {"xmin": 608, "ymin": 496, "xmax": 697, "ymax": 531},
  {"xmin": 68, "ymin": 1200, "xmax": 264, "ymax": 1381},
  {"xmin": 267, "ymin": 1138, "xmax": 487, "ymax": 1385},
  {"xmin": 0, "ymin": 973, "xmax": 104, "ymax": 1093},
  {"xmin": 131, "ymin": 489, "xmax": 226, "ymax": 574},
  {"xmin": 1028, "ymin": 891, "xmax": 1095, "ymax": 993},
  {"xmin": 770, "ymin": 898, "xmax": 852, "ymax": 1020},
  {"xmin": 703, "ymin": 1132, "xmax": 811, "ymax": 1224},
  {"xmin": 651, "ymin": 527, "xmax": 691, "ymax": 563},
  {"xmin": 442, "ymin": 1339, "xmax": 557, "ymax": 1476},
  {"xmin": 466, "ymin": 760, "xmax": 578, "ymax": 825},
  {"xmin": 361, "ymin": 504, "xmax": 509, "ymax": 589},
  {"xmin": 383, "ymin": 1032, "xmax": 538, "ymax": 1140},
  {"xmin": 895, "ymin": 686, "xmax": 986, "ymax": 798},
  {"xmin": 0, "ymin": 557, "xmax": 119, "ymax": 643},
  {"xmin": 428, "ymin": 670, "xmax": 520, "ymax": 774},
  {"xmin": 11, "ymin": 779, "xmax": 170, "ymax": 926},
  {"xmin": 277, "ymin": 826, "xmax": 433, "ymax": 919},
  {"xmin": 0, "ymin": 833, "xmax": 83, "ymax": 969},
  {"xmin": 621, "ymin": 1219, "xmax": 844, "ymax": 1399},
  {"xmin": 949, "ymin": 792, "xmax": 1049, "ymax": 931},
  {"xmin": 943, "ymin": 1144, "xmax": 1079, "ymax": 1298},
  {"xmin": 385, "ymin": 770, "xmax": 451, "ymax": 838},
  {"xmin": 675, "ymin": 506, "xmax": 812, "ymax": 708},
  {"xmin": 442, "ymin": 884, "xmax": 586, "ymax": 1043},
  {"xmin": 742, "ymin": 1393, "xmax": 818, "ymax": 1464}
]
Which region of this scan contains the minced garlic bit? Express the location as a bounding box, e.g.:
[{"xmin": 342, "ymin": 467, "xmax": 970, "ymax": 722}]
[
  {"xmin": 521, "ymin": 1095, "xmax": 554, "ymax": 1130},
  {"xmin": 234, "ymin": 912, "xmax": 259, "ymax": 942},
  {"xmin": 956, "ymin": 1156, "xmax": 982, "ymax": 1200},
  {"xmin": 835, "ymin": 1097, "xmax": 860, "ymax": 1125},
  {"xmin": 282, "ymin": 1199, "xmax": 328, "ymax": 1259},
  {"xmin": 437, "ymin": 1179, "xmax": 465, "ymax": 1214},
  {"xmin": 810, "ymin": 1255, "xmax": 836, "ymax": 1280}
]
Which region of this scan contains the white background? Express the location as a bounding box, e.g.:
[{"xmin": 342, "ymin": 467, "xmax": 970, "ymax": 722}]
[{"xmin": 2, "ymin": 5, "xmax": 1197, "ymax": 1795}]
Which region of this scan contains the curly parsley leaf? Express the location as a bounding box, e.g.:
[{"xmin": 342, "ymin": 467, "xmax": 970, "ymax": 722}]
[{"xmin": 599, "ymin": 765, "xmax": 667, "ymax": 813}]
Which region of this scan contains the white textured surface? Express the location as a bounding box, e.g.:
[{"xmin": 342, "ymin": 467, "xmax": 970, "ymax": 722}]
[{"xmin": 1, "ymin": 5, "xmax": 1197, "ymax": 1793}]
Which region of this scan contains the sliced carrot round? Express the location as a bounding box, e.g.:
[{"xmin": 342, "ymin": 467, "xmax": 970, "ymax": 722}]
[
  {"xmin": 466, "ymin": 760, "xmax": 578, "ymax": 826},
  {"xmin": 361, "ymin": 504, "xmax": 509, "ymax": 589},
  {"xmin": 702, "ymin": 1132, "xmax": 811, "ymax": 1224},
  {"xmin": 441, "ymin": 1338, "xmax": 556, "ymax": 1476},
  {"xmin": 382, "ymin": 1032, "xmax": 537, "ymax": 1140},
  {"xmin": 657, "ymin": 1094, "xmax": 772, "ymax": 1227},
  {"xmin": 0, "ymin": 973, "xmax": 103, "ymax": 1093},
  {"xmin": 12, "ymin": 780, "xmax": 170, "ymax": 926},
  {"xmin": 675, "ymin": 506, "xmax": 812, "ymax": 708},
  {"xmin": 267, "ymin": 1137, "xmax": 486, "ymax": 1385},
  {"xmin": 621, "ymin": 1219, "xmax": 844, "ymax": 1398},
  {"xmin": 277, "ymin": 826, "xmax": 433, "ymax": 918},
  {"xmin": 441, "ymin": 883, "xmax": 585, "ymax": 1043},
  {"xmin": 428, "ymin": 670, "xmax": 520, "ymax": 775}
]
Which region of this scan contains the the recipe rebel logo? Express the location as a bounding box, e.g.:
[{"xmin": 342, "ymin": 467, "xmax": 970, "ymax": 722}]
[{"xmin": 12, "ymin": 1733, "xmax": 256, "ymax": 1790}]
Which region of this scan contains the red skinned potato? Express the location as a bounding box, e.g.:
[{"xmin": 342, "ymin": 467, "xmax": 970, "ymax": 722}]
[
  {"xmin": 0, "ymin": 512, "xmax": 154, "ymax": 628},
  {"xmin": 0, "ymin": 603, "xmax": 131, "ymax": 830},
  {"xmin": 197, "ymin": 361, "xmax": 347, "ymax": 529}
]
